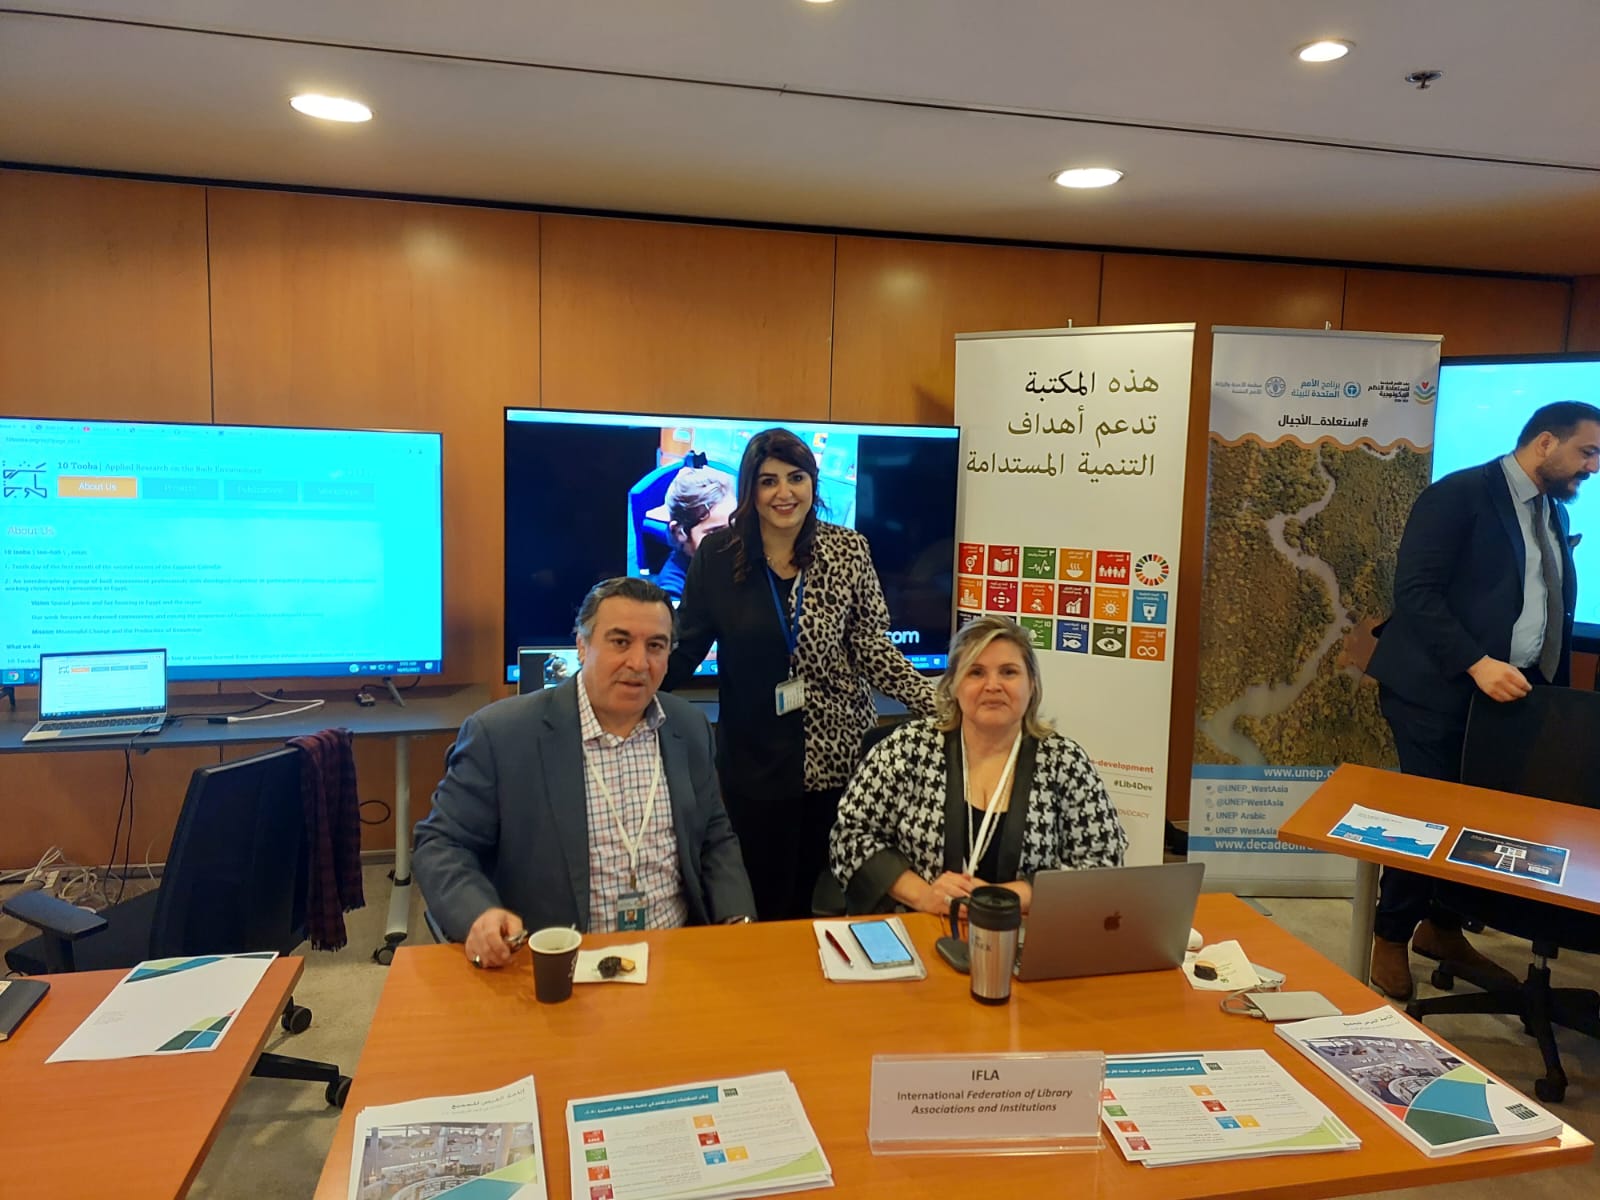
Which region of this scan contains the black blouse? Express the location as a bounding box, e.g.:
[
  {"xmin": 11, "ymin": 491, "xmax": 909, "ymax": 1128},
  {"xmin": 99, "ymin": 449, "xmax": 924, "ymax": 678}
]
[{"xmin": 665, "ymin": 532, "xmax": 804, "ymax": 797}]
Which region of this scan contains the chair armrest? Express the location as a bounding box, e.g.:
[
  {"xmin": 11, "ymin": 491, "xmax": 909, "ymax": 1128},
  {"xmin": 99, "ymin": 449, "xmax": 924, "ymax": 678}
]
[{"xmin": 1, "ymin": 888, "xmax": 108, "ymax": 940}]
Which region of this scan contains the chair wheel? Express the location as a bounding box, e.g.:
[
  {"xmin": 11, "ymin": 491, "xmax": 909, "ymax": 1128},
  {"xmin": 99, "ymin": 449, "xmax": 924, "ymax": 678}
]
[
  {"xmin": 1430, "ymin": 968, "xmax": 1455, "ymax": 990},
  {"xmin": 326, "ymin": 1075, "xmax": 352, "ymax": 1108},
  {"xmin": 281, "ymin": 1004, "xmax": 312, "ymax": 1035},
  {"xmin": 372, "ymin": 944, "xmax": 395, "ymax": 966},
  {"xmin": 1534, "ymin": 1076, "xmax": 1566, "ymax": 1104}
]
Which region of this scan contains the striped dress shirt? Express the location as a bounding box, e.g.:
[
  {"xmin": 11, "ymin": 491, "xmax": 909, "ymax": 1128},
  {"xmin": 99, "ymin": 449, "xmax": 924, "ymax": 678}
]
[{"xmin": 576, "ymin": 678, "xmax": 689, "ymax": 931}]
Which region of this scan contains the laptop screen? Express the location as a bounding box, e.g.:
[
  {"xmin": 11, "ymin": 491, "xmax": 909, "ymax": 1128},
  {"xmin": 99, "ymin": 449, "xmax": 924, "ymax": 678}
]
[{"xmin": 38, "ymin": 649, "xmax": 168, "ymax": 719}]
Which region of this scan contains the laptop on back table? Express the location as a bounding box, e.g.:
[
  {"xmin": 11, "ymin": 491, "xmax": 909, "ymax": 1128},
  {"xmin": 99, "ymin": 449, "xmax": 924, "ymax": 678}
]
[
  {"xmin": 22, "ymin": 648, "xmax": 168, "ymax": 743},
  {"xmin": 1015, "ymin": 862, "xmax": 1205, "ymax": 981}
]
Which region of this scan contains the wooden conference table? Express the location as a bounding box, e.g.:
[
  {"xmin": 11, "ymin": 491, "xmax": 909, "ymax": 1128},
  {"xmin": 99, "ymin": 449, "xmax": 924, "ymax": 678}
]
[
  {"xmin": 1278, "ymin": 763, "xmax": 1600, "ymax": 980},
  {"xmin": 313, "ymin": 894, "xmax": 1589, "ymax": 1200},
  {"xmin": 0, "ymin": 956, "xmax": 302, "ymax": 1197}
]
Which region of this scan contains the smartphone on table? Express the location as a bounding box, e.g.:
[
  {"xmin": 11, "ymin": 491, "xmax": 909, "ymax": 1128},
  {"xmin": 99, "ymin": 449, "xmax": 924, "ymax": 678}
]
[{"xmin": 848, "ymin": 920, "xmax": 915, "ymax": 969}]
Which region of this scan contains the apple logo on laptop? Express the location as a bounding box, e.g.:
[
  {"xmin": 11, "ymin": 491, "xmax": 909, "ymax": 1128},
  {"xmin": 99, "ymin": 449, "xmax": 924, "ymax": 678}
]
[{"xmin": 1103, "ymin": 911, "xmax": 1122, "ymax": 933}]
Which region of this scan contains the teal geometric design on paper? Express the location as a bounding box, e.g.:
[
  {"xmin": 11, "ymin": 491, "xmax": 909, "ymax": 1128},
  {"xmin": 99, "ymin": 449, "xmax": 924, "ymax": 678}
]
[
  {"xmin": 155, "ymin": 1009, "xmax": 236, "ymax": 1053},
  {"xmin": 1403, "ymin": 1066, "xmax": 1499, "ymax": 1146},
  {"xmin": 130, "ymin": 956, "xmax": 226, "ymax": 982},
  {"xmin": 430, "ymin": 1181, "xmax": 523, "ymax": 1200},
  {"xmin": 129, "ymin": 952, "xmax": 272, "ymax": 982}
]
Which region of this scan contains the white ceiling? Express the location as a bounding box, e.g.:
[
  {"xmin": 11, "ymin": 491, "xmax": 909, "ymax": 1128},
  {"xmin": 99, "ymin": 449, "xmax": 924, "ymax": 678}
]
[{"xmin": 4, "ymin": 1, "xmax": 1599, "ymax": 274}]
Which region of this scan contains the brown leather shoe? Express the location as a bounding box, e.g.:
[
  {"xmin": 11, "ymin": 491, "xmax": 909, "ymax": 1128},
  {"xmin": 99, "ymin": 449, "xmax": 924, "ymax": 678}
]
[
  {"xmin": 1411, "ymin": 920, "xmax": 1522, "ymax": 992},
  {"xmin": 1368, "ymin": 935, "xmax": 1414, "ymax": 1000}
]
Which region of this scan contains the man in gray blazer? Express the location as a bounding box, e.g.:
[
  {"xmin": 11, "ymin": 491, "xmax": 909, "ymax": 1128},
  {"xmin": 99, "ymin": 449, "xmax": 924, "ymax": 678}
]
[{"xmin": 415, "ymin": 577, "xmax": 756, "ymax": 967}]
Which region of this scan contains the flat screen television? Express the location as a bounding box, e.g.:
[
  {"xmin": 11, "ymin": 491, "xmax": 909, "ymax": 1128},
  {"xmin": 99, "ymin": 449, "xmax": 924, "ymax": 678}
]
[
  {"xmin": 503, "ymin": 409, "xmax": 961, "ymax": 682},
  {"xmin": 1434, "ymin": 353, "xmax": 1600, "ymax": 648},
  {"xmin": 0, "ymin": 416, "xmax": 444, "ymax": 683}
]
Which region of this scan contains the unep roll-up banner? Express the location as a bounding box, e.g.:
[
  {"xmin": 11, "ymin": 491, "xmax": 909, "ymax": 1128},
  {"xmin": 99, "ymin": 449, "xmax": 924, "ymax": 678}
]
[
  {"xmin": 954, "ymin": 324, "xmax": 1195, "ymax": 866},
  {"xmin": 1193, "ymin": 327, "xmax": 1441, "ymax": 894}
]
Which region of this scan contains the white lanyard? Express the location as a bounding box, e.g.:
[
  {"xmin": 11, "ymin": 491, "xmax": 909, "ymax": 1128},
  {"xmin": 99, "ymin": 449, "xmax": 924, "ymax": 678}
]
[
  {"xmin": 961, "ymin": 731, "xmax": 1022, "ymax": 876},
  {"xmin": 584, "ymin": 743, "xmax": 663, "ymax": 890}
]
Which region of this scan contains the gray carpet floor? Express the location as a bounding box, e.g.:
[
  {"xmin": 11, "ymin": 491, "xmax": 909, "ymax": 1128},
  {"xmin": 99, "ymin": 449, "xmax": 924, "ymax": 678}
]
[{"xmin": 5, "ymin": 865, "xmax": 1598, "ymax": 1197}]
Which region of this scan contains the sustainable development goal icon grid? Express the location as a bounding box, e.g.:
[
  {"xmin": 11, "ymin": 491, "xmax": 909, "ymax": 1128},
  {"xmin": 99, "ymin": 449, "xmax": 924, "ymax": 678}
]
[{"xmin": 956, "ymin": 542, "xmax": 1172, "ymax": 662}]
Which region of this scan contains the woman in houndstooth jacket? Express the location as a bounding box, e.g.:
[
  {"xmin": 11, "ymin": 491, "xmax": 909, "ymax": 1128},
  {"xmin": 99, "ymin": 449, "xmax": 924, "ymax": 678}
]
[{"xmin": 829, "ymin": 615, "xmax": 1126, "ymax": 916}]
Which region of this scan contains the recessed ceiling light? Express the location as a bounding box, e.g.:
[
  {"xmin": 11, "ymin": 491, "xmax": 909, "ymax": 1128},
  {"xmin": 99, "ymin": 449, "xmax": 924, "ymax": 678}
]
[
  {"xmin": 1297, "ymin": 40, "xmax": 1352, "ymax": 63},
  {"xmin": 289, "ymin": 94, "xmax": 373, "ymax": 123},
  {"xmin": 1053, "ymin": 167, "xmax": 1123, "ymax": 190}
]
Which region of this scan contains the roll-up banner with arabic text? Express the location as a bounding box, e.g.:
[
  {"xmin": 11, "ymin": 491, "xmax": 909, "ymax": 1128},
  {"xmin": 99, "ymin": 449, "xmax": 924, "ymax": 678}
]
[
  {"xmin": 955, "ymin": 324, "xmax": 1195, "ymax": 866},
  {"xmin": 1192, "ymin": 327, "xmax": 1441, "ymax": 894}
]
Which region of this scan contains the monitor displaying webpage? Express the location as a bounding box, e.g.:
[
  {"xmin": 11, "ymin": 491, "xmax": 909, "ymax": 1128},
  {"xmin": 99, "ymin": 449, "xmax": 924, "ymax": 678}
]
[{"xmin": 1, "ymin": 417, "xmax": 444, "ymax": 682}]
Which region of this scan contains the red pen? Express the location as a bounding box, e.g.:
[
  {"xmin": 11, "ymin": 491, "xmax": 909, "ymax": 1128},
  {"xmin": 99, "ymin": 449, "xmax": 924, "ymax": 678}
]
[{"xmin": 824, "ymin": 929, "xmax": 853, "ymax": 966}]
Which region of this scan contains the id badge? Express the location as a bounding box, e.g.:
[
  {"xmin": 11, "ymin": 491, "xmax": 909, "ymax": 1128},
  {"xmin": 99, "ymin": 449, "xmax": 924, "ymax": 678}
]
[
  {"xmin": 615, "ymin": 890, "xmax": 649, "ymax": 932},
  {"xmin": 774, "ymin": 676, "xmax": 806, "ymax": 716}
]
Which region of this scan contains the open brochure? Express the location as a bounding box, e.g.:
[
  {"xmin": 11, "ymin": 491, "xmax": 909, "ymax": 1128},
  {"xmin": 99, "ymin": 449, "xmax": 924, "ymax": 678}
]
[
  {"xmin": 1101, "ymin": 1050, "xmax": 1359, "ymax": 1166},
  {"xmin": 347, "ymin": 1076, "xmax": 547, "ymax": 1200},
  {"xmin": 565, "ymin": 1070, "xmax": 832, "ymax": 1200},
  {"xmin": 1277, "ymin": 1007, "xmax": 1562, "ymax": 1157}
]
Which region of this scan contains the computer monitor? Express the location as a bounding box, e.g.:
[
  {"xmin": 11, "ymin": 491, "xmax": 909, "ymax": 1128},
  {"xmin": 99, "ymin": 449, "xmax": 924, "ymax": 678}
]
[
  {"xmin": 0, "ymin": 416, "xmax": 444, "ymax": 683},
  {"xmin": 503, "ymin": 409, "xmax": 961, "ymax": 683}
]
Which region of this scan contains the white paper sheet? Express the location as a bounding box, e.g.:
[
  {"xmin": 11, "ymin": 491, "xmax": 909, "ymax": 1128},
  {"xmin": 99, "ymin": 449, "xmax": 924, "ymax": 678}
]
[
  {"xmin": 47, "ymin": 952, "xmax": 277, "ymax": 1062},
  {"xmin": 1182, "ymin": 939, "xmax": 1262, "ymax": 991},
  {"xmin": 1102, "ymin": 1050, "xmax": 1359, "ymax": 1166}
]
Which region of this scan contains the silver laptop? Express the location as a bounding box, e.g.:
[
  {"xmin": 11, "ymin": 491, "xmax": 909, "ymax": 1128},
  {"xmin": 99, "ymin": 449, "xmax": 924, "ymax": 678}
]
[
  {"xmin": 23, "ymin": 649, "xmax": 168, "ymax": 743},
  {"xmin": 1015, "ymin": 862, "xmax": 1204, "ymax": 981}
]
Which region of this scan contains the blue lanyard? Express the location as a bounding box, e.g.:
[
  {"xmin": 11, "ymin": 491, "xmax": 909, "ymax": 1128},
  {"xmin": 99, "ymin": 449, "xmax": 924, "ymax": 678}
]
[{"xmin": 765, "ymin": 566, "xmax": 805, "ymax": 657}]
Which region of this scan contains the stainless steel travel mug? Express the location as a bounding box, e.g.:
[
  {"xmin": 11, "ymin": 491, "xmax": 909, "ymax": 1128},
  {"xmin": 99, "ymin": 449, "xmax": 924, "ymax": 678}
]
[{"xmin": 950, "ymin": 885, "xmax": 1022, "ymax": 1005}]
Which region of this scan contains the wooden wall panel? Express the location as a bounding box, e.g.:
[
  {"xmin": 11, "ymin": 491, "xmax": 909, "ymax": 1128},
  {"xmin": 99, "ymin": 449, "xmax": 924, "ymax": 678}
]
[
  {"xmin": 1343, "ymin": 269, "xmax": 1570, "ymax": 355},
  {"xmin": 1099, "ymin": 255, "xmax": 1348, "ymax": 824},
  {"xmin": 540, "ymin": 216, "xmax": 835, "ymax": 420},
  {"xmin": 830, "ymin": 237, "xmax": 1101, "ymax": 425},
  {"xmin": 207, "ymin": 188, "xmax": 541, "ymax": 849},
  {"xmin": 1568, "ymin": 275, "xmax": 1600, "ymax": 352},
  {"xmin": 4, "ymin": 748, "xmax": 221, "ymax": 877},
  {"xmin": 0, "ymin": 169, "xmax": 211, "ymax": 418},
  {"xmin": 2, "ymin": 169, "xmax": 215, "ymax": 869},
  {"xmin": 5, "ymin": 169, "xmax": 1591, "ymax": 867}
]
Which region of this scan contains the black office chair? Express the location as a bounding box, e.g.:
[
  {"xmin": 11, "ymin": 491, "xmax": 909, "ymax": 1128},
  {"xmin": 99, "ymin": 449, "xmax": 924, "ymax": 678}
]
[
  {"xmin": 3, "ymin": 746, "xmax": 354, "ymax": 1107},
  {"xmin": 811, "ymin": 717, "xmax": 910, "ymax": 917},
  {"xmin": 1405, "ymin": 687, "xmax": 1600, "ymax": 1102}
]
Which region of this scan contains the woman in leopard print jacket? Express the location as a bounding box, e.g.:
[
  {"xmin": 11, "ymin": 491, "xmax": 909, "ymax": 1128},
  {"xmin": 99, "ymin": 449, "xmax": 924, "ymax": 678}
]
[{"xmin": 666, "ymin": 428, "xmax": 936, "ymax": 921}]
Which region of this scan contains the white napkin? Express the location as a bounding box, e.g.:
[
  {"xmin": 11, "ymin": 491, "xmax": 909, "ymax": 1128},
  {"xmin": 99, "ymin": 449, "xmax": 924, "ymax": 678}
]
[
  {"xmin": 574, "ymin": 943, "xmax": 650, "ymax": 984},
  {"xmin": 1182, "ymin": 939, "xmax": 1262, "ymax": 991}
]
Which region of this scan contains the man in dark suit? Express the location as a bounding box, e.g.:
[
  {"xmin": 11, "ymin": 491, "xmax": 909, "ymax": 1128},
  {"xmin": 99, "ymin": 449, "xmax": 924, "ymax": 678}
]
[
  {"xmin": 1365, "ymin": 401, "xmax": 1600, "ymax": 998},
  {"xmin": 415, "ymin": 577, "xmax": 756, "ymax": 968}
]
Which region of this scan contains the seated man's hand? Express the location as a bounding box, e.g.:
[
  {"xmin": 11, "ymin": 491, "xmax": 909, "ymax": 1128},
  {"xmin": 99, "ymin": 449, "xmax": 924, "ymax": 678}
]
[
  {"xmin": 1467, "ymin": 655, "xmax": 1533, "ymax": 702},
  {"xmin": 465, "ymin": 907, "xmax": 526, "ymax": 968}
]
